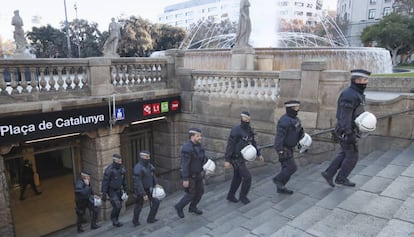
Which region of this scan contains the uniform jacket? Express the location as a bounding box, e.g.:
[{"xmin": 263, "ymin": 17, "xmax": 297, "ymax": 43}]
[
  {"xmin": 225, "ymin": 122, "xmax": 260, "ymax": 161},
  {"xmin": 133, "ymin": 160, "xmax": 156, "ymax": 197},
  {"xmin": 74, "ymin": 179, "xmax": 94, "ymax": 206},
  {"xmin": 101, "ymin": 162, "xmax": 127, "ymax": 194},
  {"xmin": 180, "ymin": 141, "xmax": 207, "ymax": 181},
  {"xmin": 335, "ymin": 83, "xmax": 365, "ymax": 137},
  {"xmin": 274, "ymin": 113, "xmax": 304, "ymax": 153}
]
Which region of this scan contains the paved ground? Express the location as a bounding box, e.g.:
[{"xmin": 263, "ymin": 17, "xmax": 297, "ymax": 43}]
[{"xmin": 47, "ymin": 142, "xmax": 414, "ymax": 237}]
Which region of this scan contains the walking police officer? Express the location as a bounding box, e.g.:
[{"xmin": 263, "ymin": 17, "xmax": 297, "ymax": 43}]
[
  {"xmin": 174, "ymin": 128, "xmax": 208, "ymax": 218},
  {"xmin": 101, "ymin": 154, "xmax": 127, "ymax": 227},
  {"xmin": 273, "ymin": 100, "xmax": 304, "ymax": 194},
  {"xmin": 74, "ymin": 171, "xmax": 100, "ymax": 233},
  {"xmin": 321, "ymin": 69, "xmax": 371, "ymax": 187},
  {"xmin": 132, "ymin": 150, "xmax": 160, "ymax": 226},
  {"xmin": 224, "ymin": 111, "xmax": 263, "ymax": 204}
]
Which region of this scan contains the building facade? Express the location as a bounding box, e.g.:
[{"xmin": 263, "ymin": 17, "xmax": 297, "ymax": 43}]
[
  {"xmin": 337, "ymin": 0, "xmax": 395, "ymax": 46},
  {"xmin": 276, "ymin": 0, "xmax": 324, "ymax": 25}
]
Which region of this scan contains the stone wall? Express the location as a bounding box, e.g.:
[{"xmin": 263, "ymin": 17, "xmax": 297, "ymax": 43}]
[
  {"xmin": 368, "ymin": 77, "xmax": 414, "ymax": 93},
  {"xmin": 0, "ymin": 155, "xmax": 15, "ymax": 236}
]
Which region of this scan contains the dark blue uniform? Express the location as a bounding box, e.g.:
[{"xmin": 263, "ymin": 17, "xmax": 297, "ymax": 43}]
[
  {"xmin": 273, "ymin": 113, "xmax": 303, "ymax": 188},
  {"xmin": 225, "ymin": 121, "xmax": 260, "ymax": 202},
  {"xmin": 132, "ymin": 160, "xmax": 159, "ymax": 225},
  {"xmin": 324, "ymin": 83, "xmax": 365, "ymax": 184},
  {"xmin": 75, "ymin": 179, "xmax": 99, "ymax": 232},
  {"xmin": 175, "ymin": 140, "xmax": 207, "ymax": 215},
  {"xmin": 101, "ymin": 162, "xmax": 127, "ymax": 226}
]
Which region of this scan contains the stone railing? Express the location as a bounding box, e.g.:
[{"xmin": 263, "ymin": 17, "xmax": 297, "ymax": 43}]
[
  {"xmin": 192, "ymin": 70, "xmax": 280, "ymax": 101},
  {"xmin": 110, "ymin": 58, "xmax": 167, "ymax": 87},
  {"xmin": 0, "ymin": 57, "xmax": 171, "ymax": 102}
]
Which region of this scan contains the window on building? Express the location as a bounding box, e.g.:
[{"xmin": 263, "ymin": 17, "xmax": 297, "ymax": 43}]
[
  {"xmin": 278, "ymin": 1, "xmax": 288, "ymax": 6},
  {"xmin": 368, "ymin": 9, "xmax": 376, "ymax": 19},
  {"xmin": 384, "ymin": 0, "xmax": 391, "ymax": 2},
  {"xmin": 369, "ymin": 0, "xmax": 376, "ymax": 4},
  {"xmin": 175, "ymin": 13, "xmax": 183, "ymax": 18},
  {"xmin": 295, "ymin": 2, "xmax": 304, "ymax": 7},
  {"xmin": 185, "ymin": 11, "xmax": 193, "ymax": 17},
  {"xmin": 294, "ymin": 11, "xmax": 304, "ymax": 16},
  {"xmin": 307, "ymin": 3, "xmax": 313, "ymax": 8},
  {"xmin": 383, "ymin": 7, "xmax": 392, "ymax": 16},
  {"xmin": 306, "ymin": 12, "xmax": 313, "ymax": 16},
  {"xmin": 208, "ymin": 7, "xmax": 217, "ymax": 12}
]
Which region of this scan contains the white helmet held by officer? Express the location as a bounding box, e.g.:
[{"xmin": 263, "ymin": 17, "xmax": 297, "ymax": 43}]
[
  {"xmin": 241, "ymin": 144, "xmax": 257, "ymax": 161},
  {"xmin": 299, "ymin": 133, "xmax": 312, "ymax": 153},
  {"xmin": 354, "ymin": 111, "xmax": 377, "ymax": 136}
]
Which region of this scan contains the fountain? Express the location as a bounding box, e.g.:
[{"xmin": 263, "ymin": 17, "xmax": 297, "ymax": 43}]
[{"xmin": 179, "ymin": 1, "xmax": 393, "ymax": 74}]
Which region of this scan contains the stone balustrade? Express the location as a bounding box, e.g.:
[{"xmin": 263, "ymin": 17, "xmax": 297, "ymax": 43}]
[
  {"xmin": 192, "ymin": 70, "xmax": 280, "ymax": 101},
  {"xmin": 0, "ymin": 57, "xmax": 170, "ymax": 102}
]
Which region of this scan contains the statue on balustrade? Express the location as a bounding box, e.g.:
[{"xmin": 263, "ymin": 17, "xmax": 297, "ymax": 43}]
[
  {"xmin": 11, "ymin": 10, "xmax": 28, "ymax": 53},
  {"xmin": 234, "ymin": 0, "xmax": 252, "ymax": 48},
  {"xmin": 103, "ymin": 18, "xmax": 122, "ymax": 57}
]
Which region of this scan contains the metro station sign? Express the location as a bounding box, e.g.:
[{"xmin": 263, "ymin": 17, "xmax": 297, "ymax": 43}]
[{"xmin": 0, "ymin": 96, "xmax": 181, "ymax": 145}]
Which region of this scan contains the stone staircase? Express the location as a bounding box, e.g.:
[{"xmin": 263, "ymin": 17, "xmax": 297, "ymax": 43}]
[{"xmin": 48, "ymin": 143, "xmax": 414, "ymax": 237}]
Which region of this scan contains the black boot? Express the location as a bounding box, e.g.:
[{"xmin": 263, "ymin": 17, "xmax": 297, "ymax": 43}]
[{"xmin": 91, "ymin": 223, "xmax": 100, "ymax": 230}]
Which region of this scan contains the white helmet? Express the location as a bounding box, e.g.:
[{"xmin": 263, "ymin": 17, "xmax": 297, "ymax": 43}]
[
  {"xmin": 203, "ymin": 159, "xmax": 216, "ymax": 175},
  {"xmin": 355, "ymin": 111, "xmax": 377, "ymax": 133},
  {"xmin": 299, "ymin": 133, "xmax": 312, "ymax": 153},
  {"xmin": 94, "ymin": 195, "xmax": 102, "ymax": 207},
  {"xmin": 121, "ymin": 191, "xmax": 128, "ymax": 201},
  {"xmin": 241, "ymin": 144, "xmax": 257, "ymax": 161},
  {"xmin": 152, "ymin": 184, "xmax": 166, "ymax": 200}
]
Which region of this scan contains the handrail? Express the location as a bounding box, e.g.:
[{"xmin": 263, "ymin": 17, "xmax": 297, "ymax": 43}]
[{"xmin": 156, "ymin": 108, "xmax": 414, "ymax": 178}]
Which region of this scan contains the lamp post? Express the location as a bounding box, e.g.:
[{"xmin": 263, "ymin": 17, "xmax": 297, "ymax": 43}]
[
  {"xmin": 74, "ymin": 3, "xmax": 81, "ymax": 58},
  {"xmin": 64, "ymin": 0, "xmax": 72, "ymax": 58}
]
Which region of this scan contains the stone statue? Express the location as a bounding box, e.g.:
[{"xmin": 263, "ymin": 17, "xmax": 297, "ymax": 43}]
[
  {"xmin": 234, "ymin": 0, "xmax": 252, "ymax": 48},
  {"xmin": 103, "ymin": 18, "xmax": 122, "ymax": 57},
  {"xmin": 11, "ymin": 10, "xmax": 28, "ymax": 52}
]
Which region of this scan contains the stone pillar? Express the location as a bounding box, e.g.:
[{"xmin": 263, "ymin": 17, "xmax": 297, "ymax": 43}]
[
  {"xmin": 231, "ymin": 46, "xmax": 255, "ymax": 70},
  {"xmin": 88, "ymin": 58, "xmax": 113, "ymax": 96},
  {"xmin": 165, "ymin": 49, "xmax": 184, "ymax": 89},
  {"xmin": 0, "ymin": 146, "xmax": 16, "ymax": 237},
  {"xmin": 80, "ymin": 126, "xmax": 123, "ymax": 221}
]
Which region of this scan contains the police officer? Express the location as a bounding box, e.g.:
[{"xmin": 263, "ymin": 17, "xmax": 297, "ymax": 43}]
[
  {"xmin": 224, "ymin": 111, "xmax": 263, "ymax": 204},
  {"xmin": 132, "ymin": 150, "xmax": 160, "ymax": 226},
  {"xmin": 101, "ymin": 154, "xmax": 127, "ymax": 227},
  {"xmin": 74, "ymin": 171, "xmax": 100, "ymax": 233},
  {"xmin": 273, "ymin": 100, "xmax": 304, "ymax": 194},
  {"xmin": 321, "ymin": 69, "xmax": 371, "ymax": 187},
  {"xmin": 19, "ymin": 160, "xmax": 41, "ymax": 200},
  {"xmin": 174, "ymin": 128, "xmax": 208, "ymax": 218}
]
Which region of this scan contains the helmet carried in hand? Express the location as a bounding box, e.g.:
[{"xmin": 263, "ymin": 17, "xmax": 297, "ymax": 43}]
[
  {"xmin": 152, "ymin": 184, "xmax": 166, "ymax": 200},
  {"xmin": 241, "ymin": 144, "xmax": 257, "ymax": 161},
  {"xmin": 355, "ymin": 111, "xmax": 377, "ymax": 133},
  {"xmin": 299, "ymin": 133, "xmax": 312, "ymax": 153},
  {"xmin": 203, "ymin": 159, "xmax": 216, "ymax": 175}
]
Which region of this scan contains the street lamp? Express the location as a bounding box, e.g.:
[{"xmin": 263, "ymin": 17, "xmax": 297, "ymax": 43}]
[
  {"xmin": 64, "ymin": 0, "xmax": 72, "ymax": 58},
  {"xmin": 74, "ymin": 3, "xmax": 81, "ymax": 58}
]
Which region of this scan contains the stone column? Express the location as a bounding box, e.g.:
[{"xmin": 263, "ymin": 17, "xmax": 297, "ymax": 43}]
[
  {"xmin": 0, "ymin": 146, "xmax": 16, "ymax": 237},
  {"xmin": 88, "ymin": 58, "xmax": 113, "ymax": 96},
  {"xmin": 80, "ymin": 126, "xmax": 123, "ymax": 221}
]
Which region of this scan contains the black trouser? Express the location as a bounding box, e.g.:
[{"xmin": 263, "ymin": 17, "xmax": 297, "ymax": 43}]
[
  {"xmin": 325, "ymin": 142, "xmax": 359, "ymax": 181},
  {"xmin": 76, "ymin": 200, "xmax": 99, "ymax": 229},
  {"xmin": 228, "ymin": 159, "xmax": 251, "ymax": 198},
  {"xmin": 274, "ymin": 147, "xmax": 297, "ymax": 185},
  {"xmin": 108, "ymin": 189, "xmax": 123, "ymax": 224},
  {"xmin": 20, "ymin": 179, "xmax": 40, "ymax": 199},
  {"xmin": 132, "ymin": 188, "xmax": 160, "ymax": 224},
  {"xmin": 176, "ymin": 175, "xmax": 204, "ymax": 211}
]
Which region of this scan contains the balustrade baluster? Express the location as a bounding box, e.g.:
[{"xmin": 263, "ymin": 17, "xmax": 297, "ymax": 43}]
[
  {"xmin": 127, "ymin": 64, "xmax": 133, "ymax": 85},
  {"xmin": 115, "ymin": 65, "xmax": 121, "ymax": 85},
  {"xmin": 10, "ymin": 69, "xmax": 18, "ymax": 94},
  {"xmin": 81, "ymin": 67, "xmax": 88, "ymax": 88},
  {"xmin": 65, "ymin": 67, "xmax": 73, "ymax": 90},
  {"xmin": 57, "ymin": 66, "xmax": 64, "ymax": 90},
  {"xmin": 39, "ymin": 67, "xmax": 47, "ymax": 91},
  {"xmin": 121, "ymin": 65, "xmax": 127, "ymax": 85},
  {"xmin": 48, "ymin": 67, "xmax": 56, "ymax": 91},
  {"xmin": 132, "ymin": 64, "xmax": 138, "ymax": 84},
  {"xmin": 0, "ymin": 68, "xmax": 7, "ymax": 95},
  {"xmin": 252, "ymin": 78, "xmax": 259, "ymax": 99},
  {"xmin": 19, "ymin": 67, "xmax": 28, "ymax": 93},
  {"xmin": 73, "ymin": 67, "xmax": 80, "ymax": 89},
  {"xmin": 245, "ymin": 78, "xmax": 252, "ymax": 98},
  {"xmin": 30, "ymin": 67, "xmax": 38, "ymax": 92}
]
